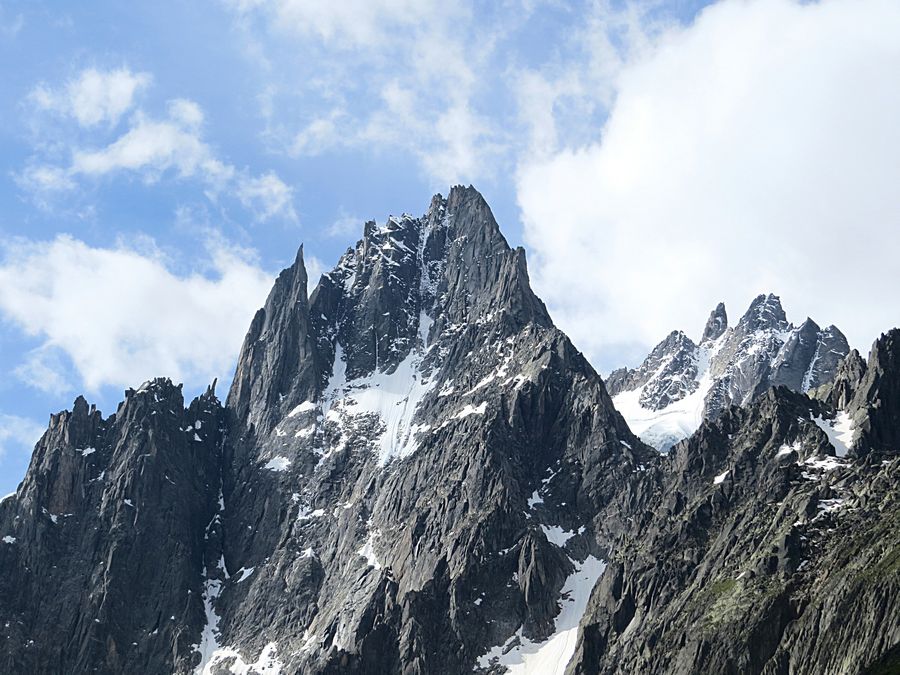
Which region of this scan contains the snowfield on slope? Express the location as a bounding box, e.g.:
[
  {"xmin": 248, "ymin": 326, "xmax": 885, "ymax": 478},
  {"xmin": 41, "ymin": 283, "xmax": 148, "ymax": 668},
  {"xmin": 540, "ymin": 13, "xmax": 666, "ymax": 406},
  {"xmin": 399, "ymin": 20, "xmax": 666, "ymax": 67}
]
[
  {"xmin": 321, "ymin": 337, "xmax": 436, "ymax": 465},
  {"xmin": 476, "ymin": 556, "xmax": 606, "ymax": 674},
  {"xmin": 613, "ymin": 334, "xmax": 723, "ymax": 451}
]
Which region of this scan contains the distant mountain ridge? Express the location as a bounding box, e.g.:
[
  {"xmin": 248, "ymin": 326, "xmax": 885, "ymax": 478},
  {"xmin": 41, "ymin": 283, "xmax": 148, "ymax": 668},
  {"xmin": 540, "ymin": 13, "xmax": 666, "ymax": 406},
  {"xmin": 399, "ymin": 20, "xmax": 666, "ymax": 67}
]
[
  {"xmin": 570, "ymin": 329, "xmax": 900, "ymax": 675},
  {"xmin": 607, "ymin": 294, "xmax": 849, "ymax": 450}
]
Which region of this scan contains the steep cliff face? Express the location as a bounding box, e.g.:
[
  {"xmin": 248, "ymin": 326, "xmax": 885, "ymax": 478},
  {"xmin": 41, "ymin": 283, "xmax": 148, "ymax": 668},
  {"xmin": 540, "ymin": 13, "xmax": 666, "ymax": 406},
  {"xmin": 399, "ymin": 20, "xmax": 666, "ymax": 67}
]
[
  {"xmin": 570, "ymin": 331, "xmax": 900, "ymax": 675},
  {"xmin": 228, "ymin": 245, "xmax": 322, "ymax": 437},
  {"xmin": 0, "ymin": 380, "xmax": 225, "ymax": 674},
  {"xmin": 210, "ymin": 186, "xmax": 652, "ymax": 674},
  {"xmin": 608, "ymin": 294, "xmax": 850, "ymax": 451},
  {"xmin": 0, "ymin": 186, "xmax": 656, "ymax": 675}
]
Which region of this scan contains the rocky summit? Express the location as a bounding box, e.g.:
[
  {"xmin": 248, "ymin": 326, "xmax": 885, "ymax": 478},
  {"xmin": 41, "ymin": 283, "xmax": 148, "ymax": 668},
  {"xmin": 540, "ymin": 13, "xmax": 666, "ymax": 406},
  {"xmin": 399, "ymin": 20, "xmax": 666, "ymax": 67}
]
[
  {"xmin": 607, "ymin": 295, "xmax": 850, "ymax": 451},
  {"xmin": 1, "ymin": 186, "xmax": 899, "ymax": 675}
]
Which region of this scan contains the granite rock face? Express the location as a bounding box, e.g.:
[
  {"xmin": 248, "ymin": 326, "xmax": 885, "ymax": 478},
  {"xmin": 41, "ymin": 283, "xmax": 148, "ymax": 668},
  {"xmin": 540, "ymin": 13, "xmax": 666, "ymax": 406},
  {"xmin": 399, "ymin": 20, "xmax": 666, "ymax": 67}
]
[
  {"xmin": 214, "ymin": 186, "xmax": 650, "ymax": 674},
  {"xmin": 0, "ymin": 380, "xmax": 225, "ymax": 674},
  {"xmin": 608, "ymin": 293, "xmax": 850, "ymax": 451}
]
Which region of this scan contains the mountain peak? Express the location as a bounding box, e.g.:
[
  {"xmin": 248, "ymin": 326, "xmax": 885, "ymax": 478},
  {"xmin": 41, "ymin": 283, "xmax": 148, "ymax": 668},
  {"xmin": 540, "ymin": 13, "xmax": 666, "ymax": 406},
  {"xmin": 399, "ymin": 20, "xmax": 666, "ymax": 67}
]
[
  {"xmin": 227, "ymin": 243, "xmax": 320, "ymax": 434},
  {"xmin": 701, "ymin": 302, "xmax": 728, "ymax": 342},
  {"xmin": 611, "ymin": 292, "xmax": 849, "ymax": 450},
  {"xmin": 738, "ymin": 292, "xmax": 788, "ymax": 331}
]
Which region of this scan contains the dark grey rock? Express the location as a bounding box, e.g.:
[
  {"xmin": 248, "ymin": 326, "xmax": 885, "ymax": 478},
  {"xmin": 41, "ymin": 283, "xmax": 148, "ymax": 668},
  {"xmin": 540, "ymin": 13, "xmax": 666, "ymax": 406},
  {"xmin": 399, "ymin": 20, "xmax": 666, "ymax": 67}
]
[
  {"xmin": 604, "ymin": 331, "xmax": 699, "ymax": 410},
  {"xmin": 701, "ymin": 302, "xmax": 728, "ymax": 343},
  {"xmin": 0, "ymin": 379, "xmax": 225, "ymax": 674},
  {"xmin": 213, "ymin": 186, "xmax": 651, "ymax": 674},
  {"xmin": 228, "ymin": 245, "xmax": 323, "ymax": 436}
]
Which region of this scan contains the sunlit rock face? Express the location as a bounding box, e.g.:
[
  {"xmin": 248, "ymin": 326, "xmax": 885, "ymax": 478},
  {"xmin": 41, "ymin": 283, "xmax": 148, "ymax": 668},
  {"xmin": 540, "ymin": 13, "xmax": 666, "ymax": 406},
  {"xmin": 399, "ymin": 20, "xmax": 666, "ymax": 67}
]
[{"xmin": 607, "ymin": 294, "xmax": 849, "ymax": 451}]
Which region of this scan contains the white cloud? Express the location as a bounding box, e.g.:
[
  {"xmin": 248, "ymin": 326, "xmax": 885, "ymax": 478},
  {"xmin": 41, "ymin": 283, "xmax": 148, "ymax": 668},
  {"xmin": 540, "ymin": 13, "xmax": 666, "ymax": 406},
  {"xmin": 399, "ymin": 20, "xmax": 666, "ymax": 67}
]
[
  {"xmin": 0, "ymin": 234, "xmax": 275, "ymax": 393},
  {"xmin": 15, "ymin": 164, "xmax": 76, "ymax": 193},
  {"xmin": 423, "ymin": 102, "xmax": 493, "ymax": 186},
  {"xmin": 167, "ymin": 98, "xmax": 204, "ymax": 127},
  {"xmin": 518, "ymin": 0, "xmax": 900, "ymax": 371},
  {"xmin": 236, "ymin": 171, "xmax": 297, "ymax": 222},
  {"xmin": 228, "ymin": 0, "xmax": 500, "ymax": 185},
  {"xmin": 326, "ymin": 213, "xmax": 362, "ymax": 238},
  {"xmin": 72, "ymin": 113, "xmax": 218, "ymax": 180},
  {"xmin": 13, "ymin": 346, "xmax": 72, "ymax": 395},
  {"xmin": 0, "ymin": 415, "xmax": 45, "ymax": 461},
  {"xmin": 291, "ymin": 112, "xmax": 343, "ymax": 156},
  {"xmin": 0, "ymin": 5, "xmax": 23, "ymax": 39},
  {"xmin": 304, "ymin": 254, "xmax": 327, "ymax": 289},
  {"xmin": 30, "ymin": 67, "xmax": 150, "ymax": 127}
]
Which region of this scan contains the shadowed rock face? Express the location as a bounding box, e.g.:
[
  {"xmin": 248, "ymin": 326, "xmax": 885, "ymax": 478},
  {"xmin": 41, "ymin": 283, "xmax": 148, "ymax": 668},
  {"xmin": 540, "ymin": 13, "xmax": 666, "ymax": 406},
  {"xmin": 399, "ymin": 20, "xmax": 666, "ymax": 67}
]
[
  {"xmin": 701, "ymin": 302, "xmax": 728, "ymax": 343},
  {"xmin": 228, "ymin": 245, "xmax": 322, "ymax": 437},
  {"xmin": 216, "ymin": 186, "xmax": 650, "ymax": 674},
  {"xmin": 0, "ymin": 380, "xmax": 225, "ymax": 675}
]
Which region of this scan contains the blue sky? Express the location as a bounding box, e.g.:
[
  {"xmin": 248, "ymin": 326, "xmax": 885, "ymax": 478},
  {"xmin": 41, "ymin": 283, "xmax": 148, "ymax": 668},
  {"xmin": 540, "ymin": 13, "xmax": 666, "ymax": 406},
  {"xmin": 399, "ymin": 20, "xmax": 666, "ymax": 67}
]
[{"xmin": 2, "ymin": 0, "xmax": 900, "ymax": 495}]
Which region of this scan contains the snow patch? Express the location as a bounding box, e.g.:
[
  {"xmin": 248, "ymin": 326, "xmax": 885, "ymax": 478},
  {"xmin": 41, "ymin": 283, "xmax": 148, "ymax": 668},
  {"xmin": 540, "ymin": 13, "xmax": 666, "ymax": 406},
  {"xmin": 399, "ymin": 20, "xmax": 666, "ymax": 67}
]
[
  {"xmin": 234, "ymin": 567, "xmax": 255, "ymax": 583},
  {"xmin": 713, "ymin": 470, "xmax": 729, "ymax": 485},
  {"xmin": 297, "ymin": 506, "xmax": 325, "ymax": 521},
  {"xmin": 193, "ymin": 556, "xmax": 224, "ymax": 674},
  {"xmin": 2, "ymin": 536, "xmax": 15, "ymax": 544},
  {"xmin": 612, "ymin": 333, "xmax": 725, "ymax": 451},
  {"xmin": 357, "ymin": 531, "xmax": 382, "ymax": 570},
  {"xmin": 802, "ymin": 455, "xmax": 847, "ymax": 473},
  {"xmin": 321, "ymin": 339, "xmax": 436, "ymax": 465},
  {"xmin": 455, "ymin": 402, "xmax": 487, "ymax": 419},
  {"xmin": 288, "ymin": 401, "xmax": 317, "ymax": 417},
  {"xmin": 264, "ymin": 457, "xmax": 291, "ymax": 472},
  {"xmin": 818, "ymin": 497, "xmax": 845, "ymax": 514},
  {"xmin": 197, "ymin": 642, "xmax": 283, "ymax": 675},
  {"xmin": 813, "ymin": 412, "xmax": 854, "ymax": 457},
  {"xmin": 476, "ymin": 556, "xmax": 606, "ymax": 675},
  {"xmin": 541, "ymin": 525, "xmax": 575, "ymax": 547},
  {"xmin": 776, "ymin": 441, "xmax": 800, "ymax": 458}
]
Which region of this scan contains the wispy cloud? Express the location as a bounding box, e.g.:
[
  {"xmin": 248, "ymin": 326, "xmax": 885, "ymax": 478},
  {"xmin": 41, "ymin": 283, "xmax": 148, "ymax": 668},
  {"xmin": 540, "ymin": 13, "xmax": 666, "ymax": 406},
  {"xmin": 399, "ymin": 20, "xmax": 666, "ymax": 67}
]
[
  {"xmin": 222, "ymin": 1, "xmax": 681, "ymax": 189},
  {"xmin": 0, "ymin": 414, "xmax": 45, "ymax": 462},
  {"xmin": 235, "ymin": 171, "xmax": 297, "ymax": 223},
  {"xmin": 29, "ymin": 67, "xmax": 151, "ymax": 127},
  {"xmin": 326, "ymin": 213, "xmax": 362, "ymax": 239},
  {"xmin": 0, "ymin": 3, "xmax": 24, "ymax": 39},
  {"xmin": 18, "ymin": 67, "xmax": 298, "ymax": 223},
  {"xmin": 225, "ymin": 0, "xmax": 502, "ymax": 186}
]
